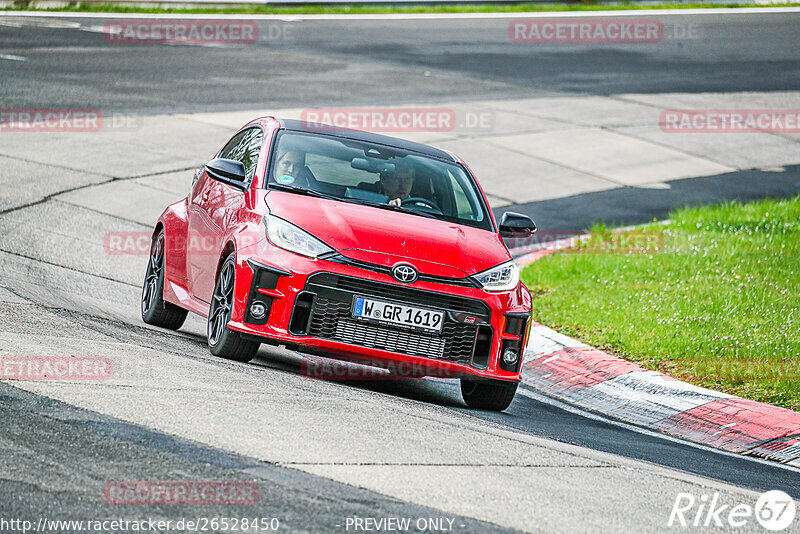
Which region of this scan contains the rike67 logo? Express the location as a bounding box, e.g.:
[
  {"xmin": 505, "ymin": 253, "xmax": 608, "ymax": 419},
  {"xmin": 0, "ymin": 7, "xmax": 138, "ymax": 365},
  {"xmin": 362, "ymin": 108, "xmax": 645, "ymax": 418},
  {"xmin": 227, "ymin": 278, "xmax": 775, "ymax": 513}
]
[{"xmin": 669, "ymin": 490, "xmax": 796, "ymax": 531}]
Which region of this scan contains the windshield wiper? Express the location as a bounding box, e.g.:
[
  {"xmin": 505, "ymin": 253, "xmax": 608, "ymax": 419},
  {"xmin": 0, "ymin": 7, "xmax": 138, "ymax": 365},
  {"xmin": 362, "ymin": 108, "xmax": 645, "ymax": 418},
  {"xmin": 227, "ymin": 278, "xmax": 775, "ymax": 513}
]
[
  {"xmin": 269, "ymin": 183, "xmax": 438, "ymax": 220},
  {"xmin": 342, "ymin": 198, "xmax": 439, "ymax": 220},
  {"xmin": 267, "ymin": 182, "xmax": 337, "ymax": 200}
]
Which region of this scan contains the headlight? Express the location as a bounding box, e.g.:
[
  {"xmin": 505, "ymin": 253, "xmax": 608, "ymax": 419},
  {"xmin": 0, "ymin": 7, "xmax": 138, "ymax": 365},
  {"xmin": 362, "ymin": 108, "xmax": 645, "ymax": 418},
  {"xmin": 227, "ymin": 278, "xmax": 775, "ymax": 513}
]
[
  {"xmin": 473, "ymin": 260, "xmax": 519, "ymax": 292},
  {"xmin": 264, "ymin": 215, "xmax": 333, "ymax": 258}
]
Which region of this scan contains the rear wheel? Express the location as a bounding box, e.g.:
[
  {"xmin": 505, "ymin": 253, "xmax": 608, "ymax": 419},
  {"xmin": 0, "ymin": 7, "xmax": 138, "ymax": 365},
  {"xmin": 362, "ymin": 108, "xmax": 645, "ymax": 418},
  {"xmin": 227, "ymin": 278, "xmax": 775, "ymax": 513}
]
[
  {"xmin": 141, "ymin": 230, "xmax": 188, "ymax": 330},
  {"xmin": 207, "ymin": 255, "xmax": 259, "ymax": 362},
  {"xmin": 461, "ymin": 379, "xmax": 518, "ymax": 411}
]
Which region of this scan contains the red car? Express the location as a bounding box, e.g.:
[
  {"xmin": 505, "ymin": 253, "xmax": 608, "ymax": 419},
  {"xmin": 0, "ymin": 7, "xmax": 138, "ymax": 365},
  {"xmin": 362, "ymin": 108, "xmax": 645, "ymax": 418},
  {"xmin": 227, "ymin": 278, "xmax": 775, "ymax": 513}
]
[{"xmin": 141, "ymin": 117, "xmax": 536, "ymax": 411}]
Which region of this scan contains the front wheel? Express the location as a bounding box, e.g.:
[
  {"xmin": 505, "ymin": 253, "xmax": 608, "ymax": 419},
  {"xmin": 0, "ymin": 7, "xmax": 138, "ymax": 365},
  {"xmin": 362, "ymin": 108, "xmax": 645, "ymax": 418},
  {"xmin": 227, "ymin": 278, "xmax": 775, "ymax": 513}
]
[
  {"xmin": 207, "ymin": 255, "xmax": 260, "ymax": 362},
  {"xmin": 141, "ymin": 230, "xmax": 188, "ymax": 330},
  {"xmin": 461, "ymin": 379, "xmax": 518, "ymax": 411}
]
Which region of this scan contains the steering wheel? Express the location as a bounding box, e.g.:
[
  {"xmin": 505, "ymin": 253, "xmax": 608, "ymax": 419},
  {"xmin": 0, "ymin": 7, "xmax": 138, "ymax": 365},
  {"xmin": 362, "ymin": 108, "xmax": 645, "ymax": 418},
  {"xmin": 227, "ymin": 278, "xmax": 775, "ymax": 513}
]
[{"xmin": 401, "ymin": 197, "xmax": 442, "ymax": 213}]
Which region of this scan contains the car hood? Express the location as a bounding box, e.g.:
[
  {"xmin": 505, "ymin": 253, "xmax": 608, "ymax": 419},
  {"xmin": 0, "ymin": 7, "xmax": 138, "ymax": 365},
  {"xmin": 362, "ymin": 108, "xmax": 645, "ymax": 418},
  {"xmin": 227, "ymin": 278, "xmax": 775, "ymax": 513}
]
[{"xmin": 266, "ymin": 191, "xmax": 510, "ymax": 277}]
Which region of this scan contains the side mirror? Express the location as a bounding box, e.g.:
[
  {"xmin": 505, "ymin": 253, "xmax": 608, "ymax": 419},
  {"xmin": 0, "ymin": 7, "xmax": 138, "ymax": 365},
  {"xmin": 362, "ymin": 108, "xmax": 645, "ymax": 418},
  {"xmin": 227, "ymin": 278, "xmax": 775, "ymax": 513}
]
[
  {"xmin": 499, "ymin": 211, "xmax": 537, "ymax": 239},
  {"xmin": 205, "ymin": 158, "xmax": 247, "ymax": 191}
]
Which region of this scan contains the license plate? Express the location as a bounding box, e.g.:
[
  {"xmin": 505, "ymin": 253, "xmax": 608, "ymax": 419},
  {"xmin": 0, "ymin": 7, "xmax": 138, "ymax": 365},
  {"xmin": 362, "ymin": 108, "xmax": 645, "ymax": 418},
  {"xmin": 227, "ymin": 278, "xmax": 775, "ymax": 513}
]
[{"xmin": 352, "ymin": 296, "xmax": 444, "ymax": 334}]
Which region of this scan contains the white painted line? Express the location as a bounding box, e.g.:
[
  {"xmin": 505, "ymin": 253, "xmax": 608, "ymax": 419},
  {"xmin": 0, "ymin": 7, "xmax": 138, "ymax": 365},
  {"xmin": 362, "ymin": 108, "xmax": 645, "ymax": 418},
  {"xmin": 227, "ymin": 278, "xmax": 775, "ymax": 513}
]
[
  {"xmin": 80, "ymin": 24, "xmax": 112, "ymax": 34},
  {"xmin": 537, "ymin": 326, "xmax": 590, "ymax": 349},
  {"xmin": 598, "ymin": 370, "xmax": 735, "ymax": 402},
  {"xmin": 0, "ymin": 53, "xmax": 26, "ymax": 61},
  {"xmin": 541, "ymin": 354, "xmax": 560, "ymax": 365},
  {"xmin": 713, "ymin": 422, "xmax": 739, "ymax": 437},
  {"xmin": 0, "ymin": 7, "xmax": 799, "ymax": 20},
  {"xmin": 79, "ymin": 22, "xmax": 237, "ymax": 47},
  {"xmin": 577, "ymin": 370, "xmax": 732, "ymax": 424},
  {"xmin": 549, "ymin": 370, "xmax": 735, "ymax": 425},
  {"xmin": 523, "ymin": 351, "xmax": 552, "ymax": 363},
  {"xmin": 524, "ymin": 326, "xmax": 590, "ymax": 364},
  {"xmin": 525, "ymin": 334, "xmax": 564, "ymax": 359},
  {"xmin": 516, "ymin": 385, "xmax": 800, "ymax": 474}
]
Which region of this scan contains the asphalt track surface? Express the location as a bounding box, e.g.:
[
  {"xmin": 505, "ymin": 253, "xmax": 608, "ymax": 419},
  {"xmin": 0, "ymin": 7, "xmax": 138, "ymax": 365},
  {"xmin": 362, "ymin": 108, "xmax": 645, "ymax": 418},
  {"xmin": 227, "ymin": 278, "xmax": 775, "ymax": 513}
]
[
  {"xmin": 2, "ymin": 12, "xmax": 800, "ymax": 227},
  {"xmin": 1, "ymin": 13, "xmax": 800, "ymax": 112},
  {"xmin": 1, "ymin": 10, "xmax": 800, "ymax": 533}
]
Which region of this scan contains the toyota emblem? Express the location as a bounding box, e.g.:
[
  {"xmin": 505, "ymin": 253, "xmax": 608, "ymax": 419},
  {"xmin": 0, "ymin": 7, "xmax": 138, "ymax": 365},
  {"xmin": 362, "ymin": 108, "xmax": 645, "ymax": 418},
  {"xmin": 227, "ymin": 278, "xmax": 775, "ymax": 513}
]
[{"xmin": 392, "ymin": 264, "xmax": 418, "ymax": 283}]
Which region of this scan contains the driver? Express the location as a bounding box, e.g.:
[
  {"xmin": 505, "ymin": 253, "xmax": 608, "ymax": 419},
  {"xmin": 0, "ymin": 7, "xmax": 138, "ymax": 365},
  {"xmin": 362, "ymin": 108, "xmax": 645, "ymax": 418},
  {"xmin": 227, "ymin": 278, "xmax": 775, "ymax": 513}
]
[
  {"xmin": 272, "ymin": 150, "xmax": 309, "ymax": 187},
  {"xmin": 379, "ymin": 160, "xmax": 415, "ymax": 205}
]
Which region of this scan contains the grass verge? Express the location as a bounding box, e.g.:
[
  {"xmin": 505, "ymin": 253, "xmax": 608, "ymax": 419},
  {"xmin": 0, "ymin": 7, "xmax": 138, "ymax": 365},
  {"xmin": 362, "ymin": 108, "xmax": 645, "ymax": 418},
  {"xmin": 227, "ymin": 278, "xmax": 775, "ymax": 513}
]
[
  {"xmin": 2, "ymin": 2, "xmax": 798, "ymax": 15},
  {"xmin": 520, "ymin": 195, "xmax": 800, "ymax": 411}
]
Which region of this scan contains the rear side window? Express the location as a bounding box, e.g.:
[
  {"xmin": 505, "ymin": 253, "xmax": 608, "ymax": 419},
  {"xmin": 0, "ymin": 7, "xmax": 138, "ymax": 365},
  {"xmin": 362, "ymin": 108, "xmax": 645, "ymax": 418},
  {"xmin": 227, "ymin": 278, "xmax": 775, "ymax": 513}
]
[{"xmin": 219, "ymin": 127, "xmax": 264, "ymax": 182}]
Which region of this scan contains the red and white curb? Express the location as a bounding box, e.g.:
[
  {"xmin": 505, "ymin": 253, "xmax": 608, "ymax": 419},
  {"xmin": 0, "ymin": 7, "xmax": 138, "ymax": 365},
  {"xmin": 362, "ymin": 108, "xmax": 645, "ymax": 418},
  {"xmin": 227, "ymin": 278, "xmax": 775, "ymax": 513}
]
[{"xmin": 513, "ymin": 240, "xmax": 800, "ymax": 467}]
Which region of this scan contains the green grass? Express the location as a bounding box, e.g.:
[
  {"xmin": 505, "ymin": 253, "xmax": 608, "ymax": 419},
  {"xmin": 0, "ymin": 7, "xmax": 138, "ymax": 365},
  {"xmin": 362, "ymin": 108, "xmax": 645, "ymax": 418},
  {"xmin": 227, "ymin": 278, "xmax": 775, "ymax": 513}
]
[
  {"xmin": 3, "ymin": 2, "xmax": 798, "ymax": 15},
  {"xmin": 521, "ymin": 196, "xmax": 800, "ymax": 411}
]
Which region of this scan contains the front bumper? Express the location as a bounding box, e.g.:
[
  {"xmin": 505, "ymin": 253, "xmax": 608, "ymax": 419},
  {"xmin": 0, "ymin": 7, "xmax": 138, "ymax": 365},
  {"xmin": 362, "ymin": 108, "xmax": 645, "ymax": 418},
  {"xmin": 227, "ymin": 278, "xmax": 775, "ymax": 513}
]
[{"xmin": 226, "ymin": 247, "xmax": 531, "ymax": 381}]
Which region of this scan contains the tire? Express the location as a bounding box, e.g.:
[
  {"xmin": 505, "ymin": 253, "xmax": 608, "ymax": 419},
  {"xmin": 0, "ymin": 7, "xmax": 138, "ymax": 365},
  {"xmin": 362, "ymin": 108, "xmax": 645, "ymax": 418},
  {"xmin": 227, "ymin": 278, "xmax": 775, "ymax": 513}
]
[
  {"xmin": 461, "ymin": 379, "xmax": 518, "ymax": 411},
  {"xmin": 207, "ymin": 255, "xmax": 260, "ymax": 362},
  {"xmin": 141, "ymin": 230, "xmax": 188, "ymax": 330}
]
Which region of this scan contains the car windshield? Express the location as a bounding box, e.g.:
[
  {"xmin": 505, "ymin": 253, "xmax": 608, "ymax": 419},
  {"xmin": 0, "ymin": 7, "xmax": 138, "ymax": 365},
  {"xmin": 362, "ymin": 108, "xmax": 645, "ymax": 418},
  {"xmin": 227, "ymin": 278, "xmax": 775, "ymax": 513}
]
[{"xmin": 265, "ymin": 130, "xmax": 493, "ymax": 231}]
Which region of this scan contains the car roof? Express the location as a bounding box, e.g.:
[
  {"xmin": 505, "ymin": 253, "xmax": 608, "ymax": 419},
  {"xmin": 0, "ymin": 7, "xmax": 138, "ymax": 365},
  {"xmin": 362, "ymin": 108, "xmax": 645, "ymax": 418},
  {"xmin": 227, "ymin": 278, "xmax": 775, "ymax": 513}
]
[{"xmin": 277, "ymin": 118, "xmax": 457, "ymax": 163}]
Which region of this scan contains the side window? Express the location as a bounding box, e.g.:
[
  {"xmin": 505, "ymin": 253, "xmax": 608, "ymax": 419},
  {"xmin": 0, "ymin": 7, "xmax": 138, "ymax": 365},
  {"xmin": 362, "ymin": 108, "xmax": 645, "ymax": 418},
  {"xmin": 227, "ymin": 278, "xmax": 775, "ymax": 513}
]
[
  {"xmin": 449, "ymin": 172, "xmax": 473, "ymax": 219},
  {"xmin": 219, "ymin": 130, "xmax": 247, "ymax": 159},
  {"xmin": 219, "ymin": 128, "xmax": 264, "ymax": 182}
]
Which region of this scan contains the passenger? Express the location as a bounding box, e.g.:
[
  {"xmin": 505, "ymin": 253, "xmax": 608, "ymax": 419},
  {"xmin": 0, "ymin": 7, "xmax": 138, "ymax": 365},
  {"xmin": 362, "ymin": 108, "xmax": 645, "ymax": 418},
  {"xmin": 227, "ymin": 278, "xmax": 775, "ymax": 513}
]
[{"xmin": 272, "ymin": 150, "xmax": 308, "ymax": 186}]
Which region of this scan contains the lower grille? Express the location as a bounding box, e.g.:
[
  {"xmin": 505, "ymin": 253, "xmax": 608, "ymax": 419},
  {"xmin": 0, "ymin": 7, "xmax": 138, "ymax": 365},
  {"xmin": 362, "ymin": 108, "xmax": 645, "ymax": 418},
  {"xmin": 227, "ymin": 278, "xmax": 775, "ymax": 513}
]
[
  {"xmin": 335, "ymin": 319, "xmax": 446, "ymax": 359},
  {"xmin": 306, "ymin": 293, "xmax": 483, "ymax": 367}
]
